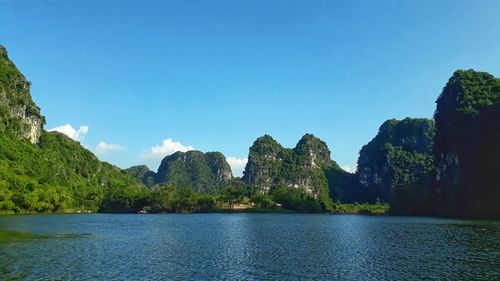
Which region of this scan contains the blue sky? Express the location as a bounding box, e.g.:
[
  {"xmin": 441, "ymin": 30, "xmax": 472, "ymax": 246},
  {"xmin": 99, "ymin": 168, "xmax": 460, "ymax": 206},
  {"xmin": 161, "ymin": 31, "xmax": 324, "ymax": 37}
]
[{"xmin": 1, "ymin": 0, "xmax": 499, "ymax": 176}]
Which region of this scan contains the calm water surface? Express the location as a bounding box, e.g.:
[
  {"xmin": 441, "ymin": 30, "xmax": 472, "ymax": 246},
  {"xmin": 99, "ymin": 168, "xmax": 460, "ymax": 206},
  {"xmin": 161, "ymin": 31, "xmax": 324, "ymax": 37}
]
[{"xmin": 0, "ymin": 214, "xmax": 498, "ymax": 280}]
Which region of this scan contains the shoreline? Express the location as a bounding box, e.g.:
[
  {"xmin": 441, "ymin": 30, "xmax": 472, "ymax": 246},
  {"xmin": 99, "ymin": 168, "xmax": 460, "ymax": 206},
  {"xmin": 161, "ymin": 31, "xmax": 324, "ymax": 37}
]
[
  {"xmin": 1, "ymin": 206, "xmax": 388, "ymax": 216},
  {"xmin": 2, "ymin": 208, "xmax": 499, "ymax": 220}
]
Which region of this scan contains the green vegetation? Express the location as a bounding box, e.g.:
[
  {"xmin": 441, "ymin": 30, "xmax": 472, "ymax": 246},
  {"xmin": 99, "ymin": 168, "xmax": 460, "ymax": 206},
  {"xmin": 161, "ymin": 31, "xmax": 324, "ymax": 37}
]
[
  {"xmin": 0, "ymin": 125, "xmax": 377, "ymax": 215},
  {"xmin": 270, "ymin": 187, "xmax": 323, "ymax": 213},
  {"xmin": 0, "ymin": 131, "xmax": 145, "ymax": 213},
  {"xmin": 123, "ymin": 165, "xmax": 155, "ymax": 187},
  {"xmin": 126, "ymin": 151, "xmax": 233, "ymax": 193},
  {"xmin": 96, "ymin": 181, "xmax": 349, "ymax": 214},
  {"xmin": 325, "ymin": 163, "xmax": 357, "ymax": 203},
  {"xmin": 155, "ymin": 151, "xmax": 232, "ymax": 193},
  {"xmin": 0, "ymin": 229, "xmax": 91, "ymax": 244},
  {"xmin": 443, "ymin": 70, "xmax": 500, "ymax": 116},
  {"xmin": 383, "ymin": 145, "xmax": 434, "ymax": 215},
  {"xmin": 0, "ymin": 229, "xmax": 44, "ymax": 243},
  {"xmin": 332, "ymin": 202, "xmax": 390, "ymax": 215},
  {"xmin": 356, "ymin": 118, "xmax": 435, "ymax": 214},
  {"xmin": 143, "ymin": 185, "xmax": 216, "ymax": 213}
]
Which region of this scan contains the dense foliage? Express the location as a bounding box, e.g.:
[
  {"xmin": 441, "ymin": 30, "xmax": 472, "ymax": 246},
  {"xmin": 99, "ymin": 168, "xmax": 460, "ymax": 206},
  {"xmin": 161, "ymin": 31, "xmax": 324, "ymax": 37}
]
[
  {"xmin": 142, "ymin": 185, "xmax": 216, "ymax": 213},
  {"xmin": 0, "ymin": 132, "xmax": 146, "ymax": 213},
  {"xmin": 124, "ymin": 165, "xmax": 155, "ymax": 186},
  {"xmin": 98, "ymin": 182, "xmax": 334, "ymax": 214},
  {"xmin": 125, "ymin": 151, "xmax": 233, "ymax": 193},
  {"xmin": 434, "ymin": 70, "xmax": 500, "ymax": 218},
  {"xmin": 270, "ymin": 187, "xmax": 323, "ymax": 212},
  {"xmin": 355, "ymin": 118, "xmax": 435, "ymax": 214},
  {"xmin": 156, "ymin": 151, "xmax": 232, "ymax": 193},
  {"xmin": 324, "ymin": 164, "xmax": 358, "ymax": 203}
]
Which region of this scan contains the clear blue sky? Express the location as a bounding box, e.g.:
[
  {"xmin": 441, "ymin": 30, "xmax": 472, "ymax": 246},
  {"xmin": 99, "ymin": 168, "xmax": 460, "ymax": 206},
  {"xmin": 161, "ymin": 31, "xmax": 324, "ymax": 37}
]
[{"xmin": 1, "ymin": 0, "xmax": 499, "ymax": 175}]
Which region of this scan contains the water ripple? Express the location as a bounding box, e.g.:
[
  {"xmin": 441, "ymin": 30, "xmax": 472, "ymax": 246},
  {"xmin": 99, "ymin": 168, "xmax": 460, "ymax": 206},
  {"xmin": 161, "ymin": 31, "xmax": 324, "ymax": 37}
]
[{"xmin": 0, "ymin": 214, "xmax": 498, "ymax": 280}]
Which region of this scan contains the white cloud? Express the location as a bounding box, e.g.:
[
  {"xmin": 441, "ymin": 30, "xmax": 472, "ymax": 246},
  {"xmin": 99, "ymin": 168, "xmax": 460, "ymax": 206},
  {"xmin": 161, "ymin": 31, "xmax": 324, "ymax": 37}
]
[
  {"xmin": 95, "ymin": 141, "xmax": 126, "ymax": 155},
  {"xmin": 142, "ymin": 138, "xmax": 195, "ymax": 163},
  {"xmin": 226, "ymin": 156, "xmax": 248, "ymax": 177},
  {"xmin": 341, "ymin": 164, "xmax": 357, "ymax": 174},
  {"xmin": 48, "ymin": 124, "xmax": 89, "ymax": 141}
]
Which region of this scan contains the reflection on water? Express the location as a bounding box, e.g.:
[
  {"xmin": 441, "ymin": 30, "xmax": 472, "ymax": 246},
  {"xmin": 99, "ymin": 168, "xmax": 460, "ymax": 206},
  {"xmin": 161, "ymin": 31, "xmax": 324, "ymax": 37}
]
[{"xmin": 0, "ymin": 214, "xmax": 498, "ymax": 280}]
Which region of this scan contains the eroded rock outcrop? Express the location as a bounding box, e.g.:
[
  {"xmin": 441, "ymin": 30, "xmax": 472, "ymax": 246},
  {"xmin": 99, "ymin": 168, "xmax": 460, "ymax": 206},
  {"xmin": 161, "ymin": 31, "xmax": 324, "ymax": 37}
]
[
  {"xmin": 0, "ymin": 45, "xmax": 44, "ymax": 143},
  {"xmin": 242, "ymin": 134, "xmax": 338, "ymax": 209}
]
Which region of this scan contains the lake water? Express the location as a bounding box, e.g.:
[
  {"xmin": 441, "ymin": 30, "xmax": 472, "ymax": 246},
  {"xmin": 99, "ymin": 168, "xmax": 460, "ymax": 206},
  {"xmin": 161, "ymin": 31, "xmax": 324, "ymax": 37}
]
[{"xmin": 0, "ymin": 214, "xmax": 498, "ymax": 280}]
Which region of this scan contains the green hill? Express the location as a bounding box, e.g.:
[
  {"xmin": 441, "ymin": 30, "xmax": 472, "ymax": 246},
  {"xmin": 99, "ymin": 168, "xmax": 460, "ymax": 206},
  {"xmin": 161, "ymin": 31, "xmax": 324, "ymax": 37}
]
[{"xmin": 0, "ymin": 45, "xmax": 147, "ymax": 213}]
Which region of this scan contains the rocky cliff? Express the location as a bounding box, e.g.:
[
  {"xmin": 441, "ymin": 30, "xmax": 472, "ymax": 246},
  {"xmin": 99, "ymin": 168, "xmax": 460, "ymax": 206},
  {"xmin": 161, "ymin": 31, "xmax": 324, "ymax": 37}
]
[
  {"xmin": 356, "ymin": 118, "xmax": 435, "ymax": 213},
  {"xmin": 0, "ymin": 45, "xmax": 44, "ymax": 143},
  {"xmin": 129, "ymin": 151, "xmax": 233, "ymax": 192},
  {"xmin": 242, "ymin": 134, "xmax": 337, "ymax": 209},
  {"xmin": 434, "ymin": 70, "xmax": 500, "ymax": 218}
]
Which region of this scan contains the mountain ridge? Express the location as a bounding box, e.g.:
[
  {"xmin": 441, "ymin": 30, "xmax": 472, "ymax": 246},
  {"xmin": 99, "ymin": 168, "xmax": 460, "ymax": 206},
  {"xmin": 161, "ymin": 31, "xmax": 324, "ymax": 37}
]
[{"xmin": 1, "ymin": 44, "xmax": 498, "ymax": 217}]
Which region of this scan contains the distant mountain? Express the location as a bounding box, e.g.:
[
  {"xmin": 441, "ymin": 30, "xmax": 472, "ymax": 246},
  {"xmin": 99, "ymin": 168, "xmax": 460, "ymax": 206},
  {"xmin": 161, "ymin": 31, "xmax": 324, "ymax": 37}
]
[
  {"xmin": 0, "ymin": 45, "xmax": 146, "ymax": 213},
  {"xmin": 242, "ymin": 134, "xmax": 348, "ymax": 211},
  {"xmin": 434, "ymin": 70, "xmax": 500, "ymax": 218},
  {"xmin": 356, "ymin": 118, "xmax": 435, "ymax": 214},
  {"xmin": 124, "ymin": 165, "xmax": 155, "ymax": 186},
  {"xmin": 126, "ymin": 151, "xmax": 233, "ymax": 193}
]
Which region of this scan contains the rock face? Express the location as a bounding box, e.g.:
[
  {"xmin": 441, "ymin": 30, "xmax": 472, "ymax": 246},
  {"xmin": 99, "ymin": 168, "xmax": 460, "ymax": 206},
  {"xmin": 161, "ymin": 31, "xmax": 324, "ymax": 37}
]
[
  {"xmin": 434, "ymin": 70, "xmax": 500, "ymax": 218},
  {"xmin": 0, "ymin": 45, "xmax": 44, "ymax": 143},
  {"xmin": 127, "ymin": 151, "xmax": 233, "ymax": 192},
  {"xmin": 356, "ymin": 118, "xmax": 435, "ymax": 212},
  {"xmin": 242, "ymin": 134, "xmax": 336, "ymax": 209}
]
